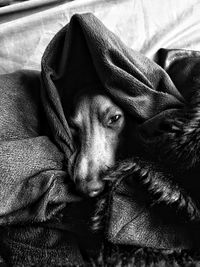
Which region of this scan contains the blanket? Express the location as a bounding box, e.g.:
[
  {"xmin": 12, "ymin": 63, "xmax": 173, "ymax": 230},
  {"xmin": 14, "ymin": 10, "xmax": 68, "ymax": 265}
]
[
  {"xmin": 1, "ymin": 13, "xmax": 200, "ymax": 266},
  {"xmin": 41, "ymin": 12, "xmax": 200, "ymax": 249}
]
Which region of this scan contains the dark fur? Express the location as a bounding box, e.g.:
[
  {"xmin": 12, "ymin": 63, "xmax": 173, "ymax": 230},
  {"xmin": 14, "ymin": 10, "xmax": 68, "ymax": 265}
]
[
  {"xmin": 91, "ymin": 158, "xmax": 200, "ymax": 233},
  {"xmin": 90, "ymin": 88, "xmax": 200, "ymax": 267},
  {"xmin": 153, "ymin": 88, "xmax": 200, "ymax": 170},
  {"xmin": 90, "ymin": 245, "xmax": 200, "ymax": 267}
]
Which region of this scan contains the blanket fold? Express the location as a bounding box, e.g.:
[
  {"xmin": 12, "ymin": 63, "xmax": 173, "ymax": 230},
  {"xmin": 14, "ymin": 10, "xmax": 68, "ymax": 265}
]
[{"xmin": 0, "ymin": 70, "xmax": 85, "ymax": 265}]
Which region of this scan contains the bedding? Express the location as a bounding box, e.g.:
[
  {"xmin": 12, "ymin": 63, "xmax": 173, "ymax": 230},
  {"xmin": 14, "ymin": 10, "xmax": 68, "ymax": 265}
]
[
  {"xmin": 1, "ymin": 0, "xmax": 200, "ymax": 74},
  {"xmin": 0, "ymin": 12, "xmax": 200, "ymax": 266},
  {"xmin": 0, "ymin": 0, "xmax": 28, "ymax": 7},
  {"xmin": 1, "ymin": 0, "xmax": 200, "ymax": 266}
]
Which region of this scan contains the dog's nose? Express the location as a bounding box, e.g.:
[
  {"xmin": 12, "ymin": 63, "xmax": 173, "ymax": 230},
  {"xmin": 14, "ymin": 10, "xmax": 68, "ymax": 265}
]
[
  {"xmin": 88, "ymin": 183, "xmax": 104, "ymax": 197},
  {"xmin": 76, "ymin": 178, "xmax": 104, "ymax": 197},
  {"xmin": 75, "ymin": 178, "xmax": 104, "ymax": 197}
]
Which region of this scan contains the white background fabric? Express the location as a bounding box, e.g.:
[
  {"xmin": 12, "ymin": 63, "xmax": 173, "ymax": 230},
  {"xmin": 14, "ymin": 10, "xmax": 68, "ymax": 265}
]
[{"xmin": 0, "ymin": 0, "xmax": 200, "ymax": 74}]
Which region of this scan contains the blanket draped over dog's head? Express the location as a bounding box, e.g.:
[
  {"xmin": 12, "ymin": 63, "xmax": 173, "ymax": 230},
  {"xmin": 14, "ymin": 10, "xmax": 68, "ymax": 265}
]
[
  {"xmin": 41, "ymin": 13, "xmax": 184, "ymax": 161},
  {"xmin": 1, "ymin": 12, "xmax": 200, "ymax": 265}
]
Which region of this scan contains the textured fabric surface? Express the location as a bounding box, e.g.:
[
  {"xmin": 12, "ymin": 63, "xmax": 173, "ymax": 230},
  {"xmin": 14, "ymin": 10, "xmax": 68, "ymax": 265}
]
[
  {"xmin": 0, "ymin": 70, "xmax": 84, "ymax": 225},
  {"xmin": 1, "ymin": 12, "xmax": 200, "ymax": 266},
  {"xmin": 0, "ymin": 71, "xmax": 86, "ymax": 265},
  {"xmin": 1, "ymin": 0, "xmax": 200, "ymax": 74}
]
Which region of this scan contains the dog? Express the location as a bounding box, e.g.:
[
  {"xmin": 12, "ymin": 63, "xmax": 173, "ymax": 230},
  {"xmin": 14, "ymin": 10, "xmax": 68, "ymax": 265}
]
[{"xmin": 68, "ymin": 88, "xmax": 138, "ymax": 198}]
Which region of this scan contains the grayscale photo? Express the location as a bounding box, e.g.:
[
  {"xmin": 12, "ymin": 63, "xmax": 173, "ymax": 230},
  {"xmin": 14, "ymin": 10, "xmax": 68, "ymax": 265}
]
[{"xmin": 0, "ymin": 0, "xmax": 200, "ymax": 266}]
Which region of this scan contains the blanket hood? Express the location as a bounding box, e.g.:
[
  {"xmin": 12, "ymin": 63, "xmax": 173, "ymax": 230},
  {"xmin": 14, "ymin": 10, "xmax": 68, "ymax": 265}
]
[{"xmin": 41, "ymin": 13, "xmax": 184, "ymax": 161}]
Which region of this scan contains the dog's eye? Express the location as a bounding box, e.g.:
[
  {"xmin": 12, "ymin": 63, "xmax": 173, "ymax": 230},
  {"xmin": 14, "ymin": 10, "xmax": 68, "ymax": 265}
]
[{"xmin": 108, "ymin": 114, "xmax": 121, "ymax": 125}]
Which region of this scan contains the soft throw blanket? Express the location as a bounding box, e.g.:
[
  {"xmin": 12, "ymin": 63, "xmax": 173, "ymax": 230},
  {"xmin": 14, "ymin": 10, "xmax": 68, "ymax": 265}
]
[
  {"xmin": 0, "ymin": 13, "xmax": 200, "ymax": 266},
  {"xmin": 41, "ymin": 12, "xmax": 200, "ymax": 249}
]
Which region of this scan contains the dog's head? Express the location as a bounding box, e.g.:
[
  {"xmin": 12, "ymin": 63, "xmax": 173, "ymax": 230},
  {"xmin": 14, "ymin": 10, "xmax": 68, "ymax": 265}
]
[{"xmin": 68, "ymin": 88, "xmax": 135, "ymax": 197}]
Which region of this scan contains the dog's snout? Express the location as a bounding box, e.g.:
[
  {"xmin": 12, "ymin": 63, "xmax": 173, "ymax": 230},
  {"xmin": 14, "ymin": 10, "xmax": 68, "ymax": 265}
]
[
  {"xmin": 87, "ymin": 180, "xmax": 104, "ymax": 197},
  {"xmin": 69, "ymin": 91, "xmax": 125, "ymax": 198},
  {"xmin": 73, "ymin": 158, "xmax": 105, "ymax": 197},
  {"xmin": 75, "ymin": 174, "xmax": 105, "ymax": 197}
]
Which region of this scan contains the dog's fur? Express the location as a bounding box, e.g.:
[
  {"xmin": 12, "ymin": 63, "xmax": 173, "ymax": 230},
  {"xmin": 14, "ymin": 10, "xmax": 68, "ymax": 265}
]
[
  {"xmin": 67, "ymin": 87, "xmax": 200, "ymax": 228},
  {"xmin": 68, "ymin": 88, "xmax": 138, "ymax": 197}
]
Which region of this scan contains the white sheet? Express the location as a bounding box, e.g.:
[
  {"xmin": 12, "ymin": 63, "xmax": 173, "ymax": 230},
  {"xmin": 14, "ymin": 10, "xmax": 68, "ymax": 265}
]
[{"xmin": 0, "ymin": 0, "xmax": 200, "ymax": 74}]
